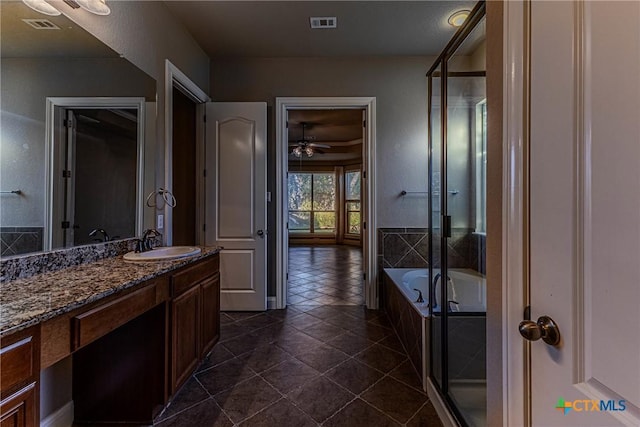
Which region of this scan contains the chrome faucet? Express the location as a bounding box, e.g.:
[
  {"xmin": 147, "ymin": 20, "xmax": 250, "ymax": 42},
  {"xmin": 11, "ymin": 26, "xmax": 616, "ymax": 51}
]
[
  {"xmin": 413, "ymin": 288, "xmax": 424, "ymax": 303},
  {"xmin": 135, "ymin": 229, "xmax": 162, "ymax": 253},
  {"xmin": 89, "ymin": 228, "xmax": 110, "ymax": 242},
  {"xmin": 433, "ymin": 273, "xmax": 457, "ymax": 310}
]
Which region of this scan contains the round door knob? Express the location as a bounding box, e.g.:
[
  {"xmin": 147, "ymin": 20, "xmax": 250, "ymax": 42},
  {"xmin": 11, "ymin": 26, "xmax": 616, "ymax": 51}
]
[
  {"xmin": 518, "ymin": 315, "xmax": 561, "ymax": 346},
  {"xmin": 257, "ymin": 230, "xmax": 264, "ymax": 237}
]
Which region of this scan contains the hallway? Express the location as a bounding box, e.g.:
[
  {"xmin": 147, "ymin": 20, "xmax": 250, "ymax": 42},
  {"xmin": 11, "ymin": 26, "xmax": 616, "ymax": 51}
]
[{"xmin": 287, "ymin": 245, "xmax": 364, "ymax": 306}]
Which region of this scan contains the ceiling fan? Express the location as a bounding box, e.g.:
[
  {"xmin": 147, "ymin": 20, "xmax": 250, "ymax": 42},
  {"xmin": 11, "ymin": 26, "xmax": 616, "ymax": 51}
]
[{"xmin": 289, "ymin": 122, "xmax": 330, "ymax": 158}]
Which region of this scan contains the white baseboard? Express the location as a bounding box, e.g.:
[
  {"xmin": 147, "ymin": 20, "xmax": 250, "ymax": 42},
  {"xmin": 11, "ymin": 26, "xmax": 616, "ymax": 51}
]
[
  {"xmin": 426, "ymin": 378, "xmax": 458, "ymax": 427},
  {"xmin": 40, "ymin": 401, "xmax": 73, "ymax": 427},
  {"xmin": 267, "ymin": 297, "xmax": 277, "ymax": 310}
]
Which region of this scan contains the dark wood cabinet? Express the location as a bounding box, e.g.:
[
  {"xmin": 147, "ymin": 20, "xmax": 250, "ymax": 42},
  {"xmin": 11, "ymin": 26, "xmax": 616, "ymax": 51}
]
[
  {"xmin": 0, "ymin": 384, "xmax": 37, "ymax": 427},
  {"xmin": 200, "ymin": 273, "xmax": 220, "ymax": 357},
  {"xmin": 170, "ymin": 254, "xmax": 220, "ymax": 394},
  {"xmin": 171, "ymin": 284, "xmax": 201, "ymax": 391},
  {"xmin": 0, "ymin": 327, "xmax": 39, "ymax": 427},
  {"xmin": 1, "ymin": 252, "xmax": 220, "ymax": 425}
]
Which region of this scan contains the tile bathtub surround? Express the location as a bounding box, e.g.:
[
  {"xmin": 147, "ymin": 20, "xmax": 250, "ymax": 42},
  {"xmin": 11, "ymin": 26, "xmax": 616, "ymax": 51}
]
[
  {"xmin": 383, "ymin": 273, "xmax": 424, "ymax": 388},
  {"xmin": 154, "ymin": 306, "xmax": 443, "ymax": 427},
  {"xmin": 377, "ymin": 228, "xmax": 429, "ymax": 269},
  {"xmin": 377, "ymin": 228, "xmax": 486, "ymax": 277},
  {"xmin": 0, "ymin": 246, "xmax": 220, "ymax": 335}
]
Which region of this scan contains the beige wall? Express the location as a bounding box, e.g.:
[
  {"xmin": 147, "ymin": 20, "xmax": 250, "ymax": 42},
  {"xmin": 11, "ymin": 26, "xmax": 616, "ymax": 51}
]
[
  {"xmin": 0, "ymin": 58, "xmax": 154, "ymax": 228},
  {"xmin": 486, "ymin": 1, "xmax": 504, "ymax": 426},
  {"xmin": 32, "ymin": 2, "xmax": 210, "ymax": 421},
  {"xmin": 210, "ymin": 56, "xmax": 436, "ymax": 294},
  {"xmin": 59, "ymin": 0, "xmax": 211, "ymax": 217}
]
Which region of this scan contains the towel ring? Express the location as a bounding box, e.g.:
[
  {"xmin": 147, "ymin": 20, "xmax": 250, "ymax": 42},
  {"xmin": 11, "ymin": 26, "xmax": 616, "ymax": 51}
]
[{"xmin": 146, "ymin": 188, "xmax": 177, "ymax": 208}]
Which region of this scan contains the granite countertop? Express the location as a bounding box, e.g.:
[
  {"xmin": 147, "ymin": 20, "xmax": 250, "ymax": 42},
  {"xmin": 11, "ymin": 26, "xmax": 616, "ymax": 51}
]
[{"xmin": 0, "ymin": 246, "xmax": 221, "ymax": 336}]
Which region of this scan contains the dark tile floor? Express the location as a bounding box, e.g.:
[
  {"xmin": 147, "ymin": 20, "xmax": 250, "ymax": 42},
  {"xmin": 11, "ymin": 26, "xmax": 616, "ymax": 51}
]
[
  {"xmin": 287, "ymin": 245, "xmax": 364, "ymax": 306},
  {"xmin": 154, "ymin": 245, "xmax": 443, "ymax": 427}
]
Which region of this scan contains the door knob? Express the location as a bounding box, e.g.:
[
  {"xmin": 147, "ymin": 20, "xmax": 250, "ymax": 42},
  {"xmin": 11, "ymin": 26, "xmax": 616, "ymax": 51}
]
[
  {"xmin": 519, "ymin": 315, "xmax": 561, "ymax": 346},
  {"xmin": 257, "ymin": 229, "xmax": 265, "ymax": 238}
]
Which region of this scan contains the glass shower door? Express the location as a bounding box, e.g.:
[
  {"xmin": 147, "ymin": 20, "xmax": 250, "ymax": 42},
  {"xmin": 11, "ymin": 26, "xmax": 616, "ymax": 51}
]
[
  {"xmin": 428, "ymin": 61, "xmax": 443, "ymax": 391},
  {"xmin": 427, "ymin": 3, "xmax": 487, "ymax": 426},
  {"xmin": 445, "ymin": 16, "xmax": 487, "ymax": 427}
]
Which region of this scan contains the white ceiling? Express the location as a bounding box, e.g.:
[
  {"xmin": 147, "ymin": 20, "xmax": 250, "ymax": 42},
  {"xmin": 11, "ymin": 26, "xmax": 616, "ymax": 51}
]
[
  {"xmin": 163, "ymin": 1, "xmax": 479, "ymax": 164},
  {"xmin": 163, "ymin": 1, "xmax": 478, "ymax": 58}
]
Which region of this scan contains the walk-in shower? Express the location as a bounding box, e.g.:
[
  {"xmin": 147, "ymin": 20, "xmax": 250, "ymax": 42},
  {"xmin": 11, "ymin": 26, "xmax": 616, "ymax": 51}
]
[{"xmin": 428, "ymin": 2, "xmax": 487, "ymax": 426}]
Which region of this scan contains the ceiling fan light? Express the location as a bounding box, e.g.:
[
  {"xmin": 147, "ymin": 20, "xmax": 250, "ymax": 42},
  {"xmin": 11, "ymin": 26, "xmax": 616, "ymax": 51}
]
[
  {"xmin": 293, "ymin": 146, "xmax": 303, "ymax": 158},
  {"xmin": 76, "ymin": 0, "xmax": 110, "ymax": 15},
  {"xmin": 305, "ymin": 147, "xmax": 314, "ymax": 157},
  {"xmin": 22, "ymin": 0, "xmax": 61, "ymax": 16}
]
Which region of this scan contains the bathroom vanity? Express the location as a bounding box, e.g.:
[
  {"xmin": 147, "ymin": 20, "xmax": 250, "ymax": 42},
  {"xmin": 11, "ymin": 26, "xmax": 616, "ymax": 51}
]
[{"xmin": 0, "ymin": 247, "xmax": 221, "ymax": 426}]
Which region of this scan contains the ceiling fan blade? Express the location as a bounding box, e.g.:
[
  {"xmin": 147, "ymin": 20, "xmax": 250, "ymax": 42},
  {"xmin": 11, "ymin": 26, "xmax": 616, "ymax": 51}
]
[{"xmin": 308, "ymin": 143, "xmax": 331, "ymax": 149}]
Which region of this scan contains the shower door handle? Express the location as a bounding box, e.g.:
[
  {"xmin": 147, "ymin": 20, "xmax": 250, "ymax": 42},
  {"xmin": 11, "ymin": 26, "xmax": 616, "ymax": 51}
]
[{"xmin": 519, "ymin": 315, "xmax": 561, "ymax": 346}]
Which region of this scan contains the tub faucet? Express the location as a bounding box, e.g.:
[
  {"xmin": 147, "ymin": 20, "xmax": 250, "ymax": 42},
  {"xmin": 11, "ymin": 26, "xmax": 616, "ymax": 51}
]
[
  {"xmin": 433, "ymin": 273, "xmax": 457, "ymax": 308},
  {"xmin": 89, "ymin": 228, "xmax": 109, "ymax": 242},
  {"xmin": 413, "ymin": 288, "xmax": 424, "ymax": 303}
]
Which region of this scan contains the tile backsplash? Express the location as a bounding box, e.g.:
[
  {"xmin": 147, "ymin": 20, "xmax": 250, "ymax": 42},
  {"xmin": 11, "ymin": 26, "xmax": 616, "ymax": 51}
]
[
  {"xmin": 0, "ymin": 238, "xmax": 137, "ymax": 282},
  {"xmin": 0, "ymin": 227, "xmax": 43, "ymax": 257}
]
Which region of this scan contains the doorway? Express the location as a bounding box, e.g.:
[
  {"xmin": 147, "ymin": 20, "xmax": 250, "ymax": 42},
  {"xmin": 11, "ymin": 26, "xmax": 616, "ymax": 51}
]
[
  {"xmin": 286, "ymin": 111, "xmax": 365, "ymax": 306},
  {"xmin": 164, "ymin": 60, "xmax": 209, "ymax": 246},
  {"xmin": 171, "ymin": 87, "xmax": 197, "ymax": 245},
  {"xmin": 275, "ymin": 97, "xmax": 377, "ymax": 309},
  {"xmin": 45, "ymin": 97, "xmax": 146, "ymax": 251}
]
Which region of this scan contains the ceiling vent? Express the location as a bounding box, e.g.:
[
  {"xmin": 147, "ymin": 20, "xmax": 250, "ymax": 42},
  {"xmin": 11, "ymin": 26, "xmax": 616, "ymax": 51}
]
[
  {"xmin": 310, "ymin": 17, "xmax": 337, "ymax": 29},
  {"xmin": 22, "ymin": 19, "xmax": 60, "ymax": 30}
]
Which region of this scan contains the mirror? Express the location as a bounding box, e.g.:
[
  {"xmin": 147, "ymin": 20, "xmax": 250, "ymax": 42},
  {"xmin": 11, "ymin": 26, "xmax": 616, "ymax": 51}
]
[{"xmin": 0, "ymin": 1, "xmax": 157, "ymax": 257}]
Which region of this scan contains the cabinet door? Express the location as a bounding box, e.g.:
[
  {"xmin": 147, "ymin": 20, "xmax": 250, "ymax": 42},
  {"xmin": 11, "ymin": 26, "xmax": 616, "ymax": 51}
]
[
  {"xmin": 0, "ymin": 383, "xmax": 37, "ymax": 427},
  {"xmin": 171, "ymin": 285, "xmax": 200, "ymax": 393},
  {"xmin": 200, "ymin": 274, "xmax": 220, "ymax": 357}
]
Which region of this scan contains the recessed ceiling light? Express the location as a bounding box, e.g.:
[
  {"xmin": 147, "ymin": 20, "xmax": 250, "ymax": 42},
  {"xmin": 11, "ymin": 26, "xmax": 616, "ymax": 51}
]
[
  {"xmin": 22, "ymin": 0, "xmax": 61, "ymax": 16},
  {"xmin": 448, "ymin": 10, "xmax": 470, "ymax": 28}
]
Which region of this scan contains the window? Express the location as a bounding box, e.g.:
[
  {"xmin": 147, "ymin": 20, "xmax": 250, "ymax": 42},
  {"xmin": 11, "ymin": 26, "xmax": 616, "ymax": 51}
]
[
  {"xmin": 288, "ymin": 172, "xmax": 336, "ymax": 234},
  {"xmin": 345, "ymin": 170, "xmax": 361, "ymax": 235},
  {"xmin": 475, "ymin": 100, "xmax": 487, "ymax": 233}
]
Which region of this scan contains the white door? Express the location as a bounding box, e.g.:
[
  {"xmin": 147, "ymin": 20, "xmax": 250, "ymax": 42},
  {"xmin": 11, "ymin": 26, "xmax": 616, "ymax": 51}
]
[
  {"xmin": 206, "ymin": 102, "xmax": 267, "ymax": 311},
  {"xmin": 526, "ymin": 1, "xmax": 640, "ymax": 425}
]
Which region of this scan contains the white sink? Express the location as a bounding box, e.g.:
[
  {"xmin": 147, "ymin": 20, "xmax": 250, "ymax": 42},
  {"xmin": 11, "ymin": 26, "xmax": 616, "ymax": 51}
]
[{"xmin": 123, "ymin": 246, "xmax": 201, "ymax": 262}]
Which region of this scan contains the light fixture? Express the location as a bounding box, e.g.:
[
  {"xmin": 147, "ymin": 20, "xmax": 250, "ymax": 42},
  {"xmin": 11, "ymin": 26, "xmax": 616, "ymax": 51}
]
[
  {"xmin": 75, "ymin": 0, "xmax": 111, "ymax": 15},
  {"xmin": 22, "ymin": 0, "xmax": 61, "ymax": 16},
  {"xmin": 448, "ymin": 10, "xmax": 470, "ymax": 28}
]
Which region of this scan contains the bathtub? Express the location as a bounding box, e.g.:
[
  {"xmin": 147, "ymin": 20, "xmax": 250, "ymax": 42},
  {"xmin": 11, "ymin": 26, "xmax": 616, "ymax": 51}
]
[
  {"xmin": 399, "ymin": 268, "xmax": 486, "ymax": 315},
  {"xmin": 382, "ymin": 268, "xmax": 487, "ymax": 391}
]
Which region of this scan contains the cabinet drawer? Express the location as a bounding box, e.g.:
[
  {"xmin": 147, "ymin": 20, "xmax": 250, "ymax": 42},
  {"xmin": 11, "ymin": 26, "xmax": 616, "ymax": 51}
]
[
  {"xmin": 72, "ymin": 285, "xmax": 157, "ymax": 350},
  {"xmin": 0, "ymin": 383, "xmax": 37, "ymax": 427},
  {"xmin": 171, "ymin": 255, "xmax": 219, "ymax": 297},
  {"xmin": 0, "ymin": 332, "xmax": 37, "ymax": 394}
]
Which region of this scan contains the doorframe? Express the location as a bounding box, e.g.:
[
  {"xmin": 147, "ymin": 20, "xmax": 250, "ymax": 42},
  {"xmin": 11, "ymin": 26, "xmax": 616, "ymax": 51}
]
[
  {"xmin": 164, "ymin": 60, "xmax": 210, "ymax": 246},
  {"xmin": 275, "ymin": 97, "xmax": 377, "ymax": 310},
  {"xmin": 502, "ymin": 0, "xmax": 529, "ymax": 425},
  {"xmin": 44, "ymin": 96, "xmax": 146, "ymax": 251}
]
